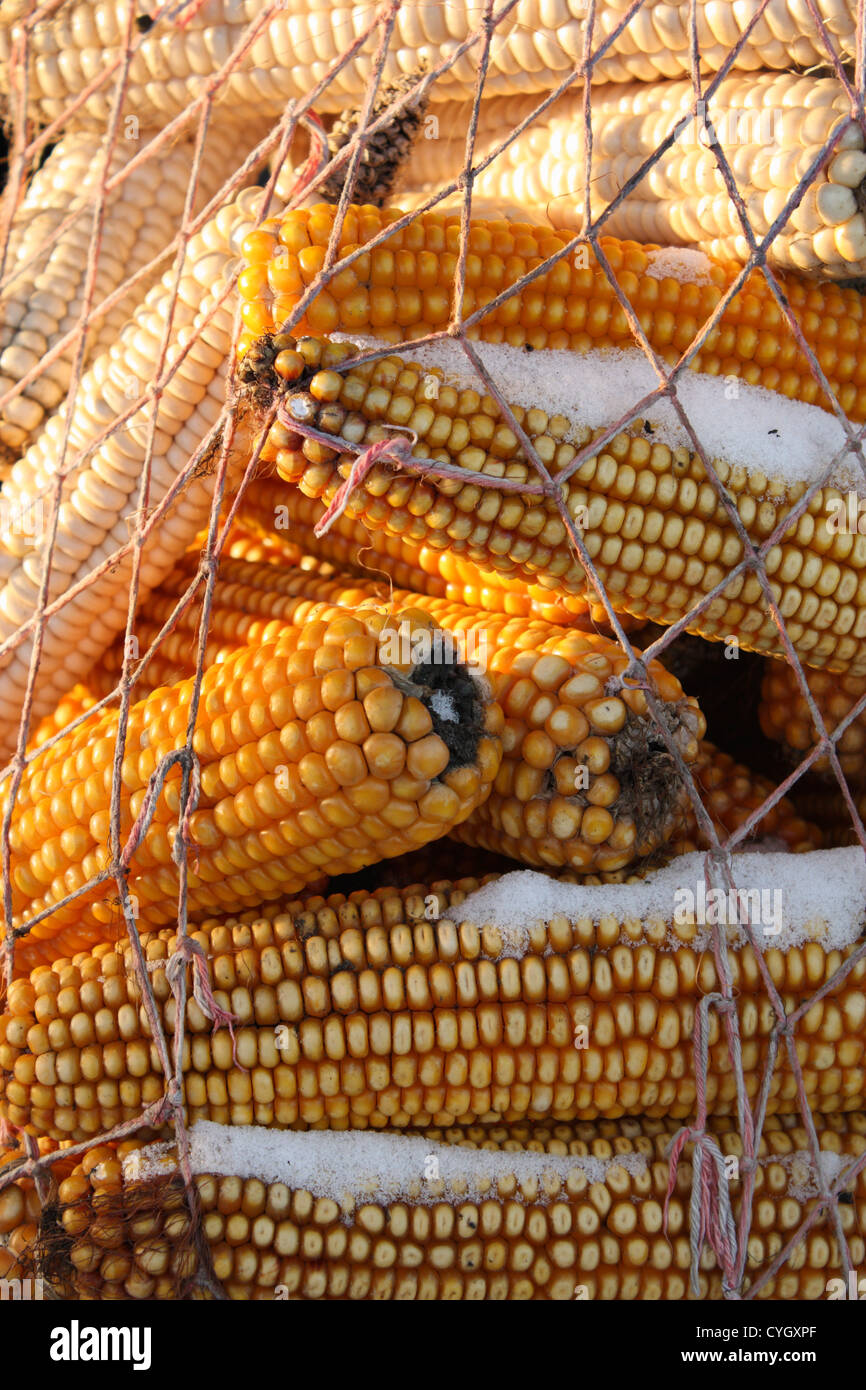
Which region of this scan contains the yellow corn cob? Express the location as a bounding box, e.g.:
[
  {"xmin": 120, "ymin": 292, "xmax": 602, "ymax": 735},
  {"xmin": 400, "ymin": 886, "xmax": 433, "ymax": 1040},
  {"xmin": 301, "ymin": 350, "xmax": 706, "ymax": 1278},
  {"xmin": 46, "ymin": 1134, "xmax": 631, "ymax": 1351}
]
[
  {"xmin": 397, "ymin": 77, "xmax": 866, "ymax": 279},
  {"xmin": 236, "ymin": 206, "xmax": 866, "ymax": 421},
  {"xmin": 2, "ymin": 1, "xmax": 859, "ymax": 130},
  {"xmin": 0, "ymin": 1144, "xmax": 42, "ymax": 1230},
  {"xmin": 5, "ymin": 606, "xmax": 503, "ymax": 976},
  {"xmin": 0, "ymin": 125, "xmax": 258, "ymax": 462},
  {"xmin": 0, "ymin": 1134, "xmax": 71, "ymax": 1223},
  {"xmin": 113, "ymin": 556, "xmax": 800, "ymax": 867},
  {"xmin": 668, "ymin": 741, "xmax": 824, "ymax": 855},
  {"xmin": 241, "ymin": 330, "xmax": 866, "ymax": 676},
  {"xmin": 26, "ymin": 683, "xmax": 101, "ymax": 754},
  {"xmin": 760, "ymin": 661, "xmax": 866, "ymax": 783},
  {"xmin": 0, "ymin": 875, "xmax": 497, "ymax": 1135},
  {"xmin": 786, "ymin": 777, "xmax": 861, "ymax": 846},
  {"xmin": 486, "ymin": 738, "xmax": 825, "ymax": 874},
  {"xmin": 0, "ymin": 185, "xmax": 275, "ymax": 760},
  {"xmin": 95, "ymin": 549, "xmax": 706, "ymax": 875},
  {"xmin": 223, "ymin": 519, "xmax": 309, "ymax": 569},
  {"xmin": 340, "ymin": 734, "xmax": 827, "ymax": 887},
  {"xmin": 4, "ymin": 853, "xmax": 865, "ymax": 1139},
  {"xmin": 17, "ymin": 1113, "xmax": 866, "ymax": 1301},
  {"xmin": 234, "ymin": 474, "xmax": 645, "ymax": 633},
  {"xmin": 0, "ymin": 1135, "xmax": 85, "ymax": 1289},
  {"xmin": 0, "ymin": 1159, "xmax": 39, "ymax": 1286}
]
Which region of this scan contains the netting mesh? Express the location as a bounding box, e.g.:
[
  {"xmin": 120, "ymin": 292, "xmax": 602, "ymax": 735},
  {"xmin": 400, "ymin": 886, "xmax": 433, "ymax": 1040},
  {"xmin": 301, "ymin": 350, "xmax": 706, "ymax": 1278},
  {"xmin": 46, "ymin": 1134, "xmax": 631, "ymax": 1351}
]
[{"xmin": 1, "ymin": 0, "xmax": 866, "ymax": 1300}]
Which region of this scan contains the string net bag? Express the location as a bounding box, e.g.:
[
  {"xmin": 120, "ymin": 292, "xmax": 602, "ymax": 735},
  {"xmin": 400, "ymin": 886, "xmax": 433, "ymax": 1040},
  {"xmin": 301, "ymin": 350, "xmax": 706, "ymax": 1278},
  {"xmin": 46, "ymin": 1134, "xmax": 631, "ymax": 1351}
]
[{"xmin": 0, "ymin": 0, "xmax": 865, "ymax": 1302}]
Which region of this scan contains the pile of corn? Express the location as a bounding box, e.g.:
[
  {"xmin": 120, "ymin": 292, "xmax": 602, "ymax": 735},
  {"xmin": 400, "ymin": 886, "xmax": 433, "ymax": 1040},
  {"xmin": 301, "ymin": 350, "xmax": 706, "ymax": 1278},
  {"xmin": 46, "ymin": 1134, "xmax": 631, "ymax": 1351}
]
[{"xmin": 1, "ymin": 0, "xmax": 866, "ymax": 1302}]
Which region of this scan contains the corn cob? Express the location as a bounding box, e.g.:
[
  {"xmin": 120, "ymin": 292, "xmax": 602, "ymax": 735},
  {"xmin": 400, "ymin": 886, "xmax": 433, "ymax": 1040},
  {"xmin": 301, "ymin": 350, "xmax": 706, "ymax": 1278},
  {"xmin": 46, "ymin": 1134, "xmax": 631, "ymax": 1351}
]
[
  {"xmin": 0, "ymin": 1153, "xmax": 39, "ymax": 1285},
  {"xmin": 4, "ymin": 848, "xmax": 865, "ymax": 1139},
  {"xmin": 0, "ymin": 125, "xmax": 259, "ymax": 463},
  {"xmin": 760, "ymin": 661, "xmax": 866, "ymax": 783},
  {"xmin": 320, "ymin": 71, "xmax": 430, "ymax": 209},
  {"xmin": 668, "ymin": 741, "xmax": 823, "ymax": 855},
  {"xmin": 96, "ymin": 548, "xmax": 706, "ymax": 875},
  {"xmin": 343, "ymin": 735, "xmax": 827, "ymax": 889},
  {"xmin": 26, "ymin": 682, "xmax": 101, "ymax": 754},
  {"xmin": 6, "ymin": 606, "xmax": 503, "ymax": 976},
  {"xmin": 397, "ymin": 77, "xmax": 866, "ymax": 279},
  {"xmin": 0, "ymin": 874, "xmax": 497, "ymax": 1135},
  {"xmin": 236, "ymin": 205, "xmax": 866, "ymax": 419},
  {"xmin": 0, "ymin": 184, "xmax": 274, "ymax": 760},
  {"xmin": 0, "ymin": 1132, "xmax": 75, "ymax": 1288},
  {"xmin": 787, "ymin": 777, "xmax": 860, "ymax": 845},
  {"xmin": 239, "ymin": 327, "xmax": 866, "ymax": 676},
  {"xmin": 489, "ymin": 738, "xmax": 825, "ymax": 873},
  {"xmin": 223, "ymin": 519, "xmax": 309, "ymax": 569},
  {"xmin": 16, "ymin": 1112, "xmax": 866, "ymax": 1301},
  {"xmin": 234, "ymin": 475, "xmax": 645, "ymax": 633},
  {"xmin": 0, "ymin": 1144, "xmax": 42, "ymax": 1233},
  {"xmin": 2, "ymin": 1, "xmax": 860, "ymax": 131}
]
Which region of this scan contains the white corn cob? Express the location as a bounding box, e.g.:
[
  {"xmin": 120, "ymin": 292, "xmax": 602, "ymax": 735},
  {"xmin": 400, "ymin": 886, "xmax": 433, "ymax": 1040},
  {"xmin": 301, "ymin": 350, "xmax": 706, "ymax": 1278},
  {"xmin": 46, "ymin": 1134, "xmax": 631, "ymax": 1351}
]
[
  {"xmin": 582, "ymin": 0, "xmax": 860, "ymax": 80},
  {"xmin": 0, "ymin": 185, "xmax": 270, "ymax": 758},
  {"xmin": 1, "ymin": 137, "xmax": 76, "ymax": 271},
  {"xmin": 397, "ymin": 74, "xmax": 866, "ymax": 279},
  {"xmin": 0, "ymin": 124, "xmax": 260, "ymax": 464},
  {"xmin": 0, "ymin": 0, "xmax": 859, "ymax": 130}
]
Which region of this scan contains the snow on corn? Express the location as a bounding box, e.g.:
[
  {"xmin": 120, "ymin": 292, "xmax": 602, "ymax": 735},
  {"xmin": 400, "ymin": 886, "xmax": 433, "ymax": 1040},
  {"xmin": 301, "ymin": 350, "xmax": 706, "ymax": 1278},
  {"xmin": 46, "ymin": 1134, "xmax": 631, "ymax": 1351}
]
[
  {"xmin": 3, "ymin": 849, "xmax": 866, "ymax": 1139},
  {"xmin": 233, "ymin": 321, "xmax": 866, "ymax": 673},
  {"xmin": 3, "ymin": 1112, "xmax": 861, "ymax": 1300}
]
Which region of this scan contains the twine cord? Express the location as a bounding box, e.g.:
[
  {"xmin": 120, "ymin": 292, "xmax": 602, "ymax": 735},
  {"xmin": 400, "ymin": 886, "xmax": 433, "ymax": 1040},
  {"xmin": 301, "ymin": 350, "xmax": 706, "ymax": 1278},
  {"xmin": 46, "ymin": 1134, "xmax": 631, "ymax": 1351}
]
[{"xmin": 1, "ymin": 0, "xmax": 865, "ymax": 1302}]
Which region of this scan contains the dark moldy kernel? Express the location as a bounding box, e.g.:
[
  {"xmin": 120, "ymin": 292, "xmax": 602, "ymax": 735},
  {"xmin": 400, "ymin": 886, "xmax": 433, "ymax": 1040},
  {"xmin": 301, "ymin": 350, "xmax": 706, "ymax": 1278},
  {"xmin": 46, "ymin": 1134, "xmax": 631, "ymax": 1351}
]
[
  {"xmin": 235, "ymin": 332, "xmax": 296, "ymax": 402},
  {"xmin": 409, "ymin": 659, "xmax": 488, "ymax": 773},
  {"xmin": 235, "ymin": 332, "xmax": 356, "ymax": 423}
]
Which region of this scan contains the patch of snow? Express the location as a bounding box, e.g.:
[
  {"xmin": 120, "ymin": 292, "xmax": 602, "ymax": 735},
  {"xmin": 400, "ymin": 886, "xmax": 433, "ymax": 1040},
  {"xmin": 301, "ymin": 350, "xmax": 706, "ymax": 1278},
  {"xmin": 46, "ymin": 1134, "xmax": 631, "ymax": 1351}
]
[
  {"xmin": 333, "ymin": 336, "xmax": 860, "ymax": 493},
  {"xmin": 123, "ymin": 1128, "xmax": 863, "ymax": 1212},
  {"xmin": 122, "ymin": 1125, "xmax": 649, "ymax": 1203},
  {"xmin": 450, "ymin": 848, "xmax": 866, "ymax": 956},
  {"xmin": 122, "ymin": 1142, "xmax": 175, "ymax": 1183}
]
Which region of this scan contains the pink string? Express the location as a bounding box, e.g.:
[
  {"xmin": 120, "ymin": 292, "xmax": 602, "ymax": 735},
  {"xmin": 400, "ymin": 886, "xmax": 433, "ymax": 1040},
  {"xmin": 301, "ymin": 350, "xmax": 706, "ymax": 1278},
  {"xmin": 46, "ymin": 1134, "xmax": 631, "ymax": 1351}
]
[
  {"xmin": 165, "ymin": 935, "xmax": 242, "ymax": 1068},
  {"xmin": 664, "ymin": 993, "xmax": 740, "ymax": 1296},
  {"xmin": 289, "ymin": 424, "xmax": 418, "ymax": 536}
]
